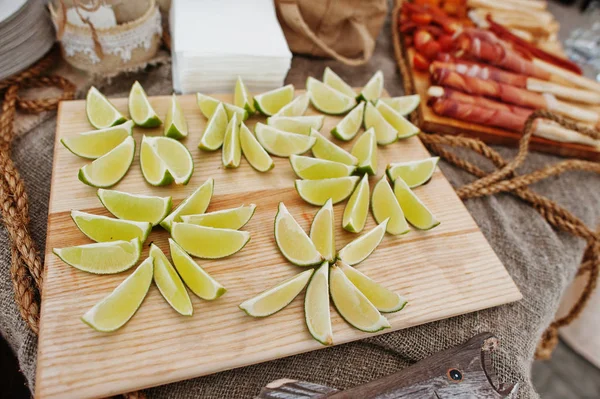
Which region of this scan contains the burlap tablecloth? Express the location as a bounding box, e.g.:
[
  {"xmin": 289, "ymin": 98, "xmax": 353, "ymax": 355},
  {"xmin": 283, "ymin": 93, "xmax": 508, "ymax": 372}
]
[{"xmin": 2, "ymin": 10, "xmax": 599, "ymax": 399}]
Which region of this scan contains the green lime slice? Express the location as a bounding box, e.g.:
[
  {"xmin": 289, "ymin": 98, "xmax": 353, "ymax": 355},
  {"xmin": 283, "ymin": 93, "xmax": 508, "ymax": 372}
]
[
  {"xmin": 339, "ymin": 261, "xmax": 407, "ymax": 313},
  {"xmin": 140, "ymin": 136, "xmax": 194, "ymax": 186},
  {"xmin": 234, "ymin": 76, "xmax": 255, "ymax": 114},
  {"xmin": 386, "ymin": 157, "xmax": 439, "ymax": 188},
  {"xmin": 239, "ymin": 269, "xmax": 314, "ymax": 317},
  {"xmin": 61, "ymin": 120, "xmax": 133, "ymax": 159},
  {"xmin": 196, "ymin": 93, "xmax": 249, "ymax": 121},
  {"xmin": 371, "ymin": 177, "xmax": 409, "ymax": 235},
  {"xmin": 379, "ymin": 94, "xmax": 421, "ymax": 116},
  {"xmin": 222, "ymin": 114, "xmax": 241, "ymax": 168},
  {"xmin": 198, "ymin": 102, "xmax": 228, "ymax": 151},
  {"xmin": 171, "ymin": 222, "xmax": 251, "ymax": 259},
  {"xmin": 305, "ymin": 261, "xmax": 333, "ymax": 345},
  {"xmin": 274, "ymin": 93, "xmax": 310, "ymax": 117},
  {"xmin": 181, "ymin": 204, "xmax": 256, "ymax": 229},
  {"xmin": 97, "ymin": 189, "xmax": 172, "ymax": 227},
  {"xmin": 78, "ymin": 136, "xmax": 135, "ymax": 188},
  {"xmin": 164, "ymin": 94, "xmax": 188, "ymax": 139},
  {"xmin": 160, "ymin": 178, "xmax": 213, "ymax": 232},
  {"xmin": 393, "ymin": 177, "xmax": 439, "ymax": 230},
  {"xmin": 289, "ymin": 155, "xmax": 355, "ymax": 180},
  {"xmin": 169, "ymin": 238, "xmax": 226, "ymax": 300},
  {"xmin": 254, "ymin": 84, "xmax": 295, "ymax": 116},
  {"xmin": 358, "ymin": 71, "xmax": 384, "ymax": 103},
  {"xmin": 331, "ymin": 102, "xmax": 365, "ymax": 141},
  {"xmin": 375, "ymin": 101, "xmax": 419, "ymax": 139},
  {"xmin": 81, "ymin": 256, "xmax": 153, "ymax": 332},
  {"xmin": 53, "ymin": 238, "xmax": 141, "ymax": 274},
  {"xmin": 128, "ymin": 81, "xmax": 162, "ymax": 128},
  {"xmin": 255, "ymin": 123, "xmax": 316, "ymax": 157},
  {"xmin": 310, "ymin": 199, "xmax": 336, "ymax": 262},
  {"xmin": 337, "ymin": 218, "xmax": 388, "ymax": 265},
  {"xmin": 342, "ymin": 174, "xmax": 370, "ymax": 233},
  {"xmin": 311, "ymin": 130, "xmax": 358, "ymax": 166},
  {"xmin": 86, "ymin": 86, "xmax": 127, "ymax": 129},
  {"xmin": 323, "ymin": 67, "xmax": 356, "ymax": 98},
  {"xmin": 71, "ymin": 210, "xmax": 151, "ymax": 243},
  {"xmin": 150, "ymin": 244, "xmax": 192, "ymax": 316},
  {"xmin": 275, "ymin": 202, "xmax": 323, "ymax": 266},
  {"xmin": 267, "ymin": 115, "xmax": 324, "ymax": 135},
  {"xmin": 240, "ymin": 122, "xmax": 274, "ymax": 172},
  {"xmin": 295, "ymin": 176, "xmax": 359, "ymax": 206},
  {"xmin": 306, "ymin": 77, "xmax": 357, "ymax": 115},
  {"xmin": 329, "ymin": 264, "xmax": 390, "ymax": 332},
  {"xmin": 351, "ymin": 128, "xmax": 378, "ymax": 176},
  {"xmin": 364, "ymin": 101, "xmax": 397, "ymax": 145}
]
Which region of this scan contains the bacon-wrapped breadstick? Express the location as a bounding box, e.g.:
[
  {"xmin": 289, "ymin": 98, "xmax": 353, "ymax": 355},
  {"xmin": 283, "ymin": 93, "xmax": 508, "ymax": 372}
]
[{"xmin": 427, "ymin": 86, "xmax": 533, "ymax": 117}]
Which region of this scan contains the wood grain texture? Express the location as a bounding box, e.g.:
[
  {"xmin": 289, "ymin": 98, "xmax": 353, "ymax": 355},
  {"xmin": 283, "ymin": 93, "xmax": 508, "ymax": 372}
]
[{"xmin": 35, "ymin": 92, "xmax": 522, "ymax": 399}]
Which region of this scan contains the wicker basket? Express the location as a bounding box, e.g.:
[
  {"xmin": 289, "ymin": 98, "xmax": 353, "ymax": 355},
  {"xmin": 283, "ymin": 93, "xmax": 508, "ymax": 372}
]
[{"xmin": 49, "ymin": 0, "xmax": 162, "ymax": 74}]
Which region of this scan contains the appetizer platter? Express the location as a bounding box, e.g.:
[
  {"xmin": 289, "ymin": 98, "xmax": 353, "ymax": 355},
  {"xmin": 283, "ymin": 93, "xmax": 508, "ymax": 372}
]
[{"xmin": 393, "ymin": 0, "xmax": 600, "ymax": 160}]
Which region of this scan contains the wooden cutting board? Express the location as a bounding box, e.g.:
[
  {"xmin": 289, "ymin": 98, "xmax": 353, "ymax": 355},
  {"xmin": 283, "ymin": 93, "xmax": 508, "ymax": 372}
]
[{"xmin": 36, "ymin": 92, "xmax": 522, "ymax": 399}]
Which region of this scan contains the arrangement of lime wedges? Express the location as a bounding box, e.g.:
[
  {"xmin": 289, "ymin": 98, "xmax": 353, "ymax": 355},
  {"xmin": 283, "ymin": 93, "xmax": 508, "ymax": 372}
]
[{"xmin": 129, "ymin": 81, "xmax": 162, "ymax": 128}]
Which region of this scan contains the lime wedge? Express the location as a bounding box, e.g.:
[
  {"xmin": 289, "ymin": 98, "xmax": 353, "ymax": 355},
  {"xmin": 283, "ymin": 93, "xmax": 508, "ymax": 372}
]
[
  {"xmin": 351, "ymin": 128, "xmax": 378, "ymax": 175},
  {"xmin": 338, "ymin": 262, "xmax": 407, "ymax": 313},
  {"xmin": 337, "ymin": 219, "xmax": 388, "ymax": 265},
  {"xmin": 371, "ymin": 177, "xmax": 409, "ymax": 235},
  {"xmin": 199, "ymin": 102, "xmax": 228, "ymax": 151},
  {"xmin": 255, "ymin": 123, "xmax": 316, "ymax": 157},
  {"xmin": 393, "ymin": 177, "xmax": 439, "ymax": 230},
  {"xmin": 305, "ymin": 261, "xmax": 333, "ymax": 345},
  {"xmin": 295, "ymin": 176, "xmax": 359, "ymax": 206},
  {"xmin": 323, "ymin": 67, "xmax": 356, "ymax": 98},
  {"xmin": 140, "ymin": 135, "xmax": 194, "ymax": 186},
  {"xmin": 274, "ymin": 93, "xmax": 310, "ymax": 117},
  {"xmin": 222, "ymin": 113, "xmax": 241, "ymax": 168},
  {"xmin": 97, "ymin": 189, "xmax": 172, "ymax": 226},
  {"xmin": 240, "ymin": 122, "xmax": 274, "ymax": 172},
  {"xmin": 71, "ymin": 210, "xmax": 151, "ymax": 243},
  {"xmin": 169, "ymin": 239, "xmax": 226, "ymax": 300},
  {"xmin": 375, "ymin": 101, "xmax": 419, "ymax": 139},
  {"xmin": 164, "ymin": 94, "xmax": 188, "ymax": 139},
  {"xmin": 61, "ymin": 121, "xmax": 133, "ymax": 159},
  {"xmin": 129, "ymin": 81, "xmax": 161, "ymax": 128},
  {"xmin": 171, "ymin": 222, "xmax": 251, "ymax": 259},
  {"xmin": 254, "ymin": 85, "xmax": 295, "ymax": 116},
  {"xmin": 379, "ymin": 95, "xmax": 420, "ymax": 116},
  {"xmin": 150, "ymin": 244, "xmax": 192, "ymax": 316},
  {"xmin": 342, "ymin": 174, "xmax": 370, "ymax": 233},
  {"xmin": 53, "ymin": 238, "xmax": 141, "ymax": 274},
  {"xmin": 364, "ymin": 102, "xmax": 397, "ymax": 145},
  {"xmin": 306, "ymin": 77, "xmax": 357, "ymax": 115},
  {"xmin": 267, "ymin": 115, "xmax": 324, "ymax": 135},
  {"xmin": 86, "ymin": 86, "xmax": 127, "ymax": 129},
  {"xmin": 181, "ymin": 204, "xmax": 256, "ymax": 229},
  {"xmin": 331, "ymin": 102, "xmax": 365, "ymax": 141},
  {"xmin": 234, "ymin": 76, "xmax": 255, "ymax": 114},
  {"xmin": 81, "ymin": 256, "xmax": 153, "ymax": 332},
  {"xmin": 311, "ymin": 130, "xmax": 358, "ymax": 166},
  {"xmin": 358, "ymin": 71, "xmax": 384, "ymax": 103},
  {"xmin": 310, "ymin": 199, "xmax": 335, "ymax": 262},
  {"xmin": 78, "ymin": 136, "xmax": 135, "ymax": 188},
  {"xmin": 387, "ymin": 157, "xmax": 439, "ymax": 188},
  {"xmin": 239, "ymin": 269, "xmax": 314, "ymax": 317},
  {"xmin": 275, "ymin": 202, "xmax": 323, "ymax": 266},
  {"xmin": 196, "ymin": 93, "xmax": 249, "ymax": 121},
  {"xmin": 329, "ymin": 264, "xmax": 390, "ymax": 332},
  {"xmin": 290, "ymin": 155, "xmax": 355, "ymax": 180},
  {"xmin": 160, "ymin": 178, "xmax": 213, "ymax": 232}
]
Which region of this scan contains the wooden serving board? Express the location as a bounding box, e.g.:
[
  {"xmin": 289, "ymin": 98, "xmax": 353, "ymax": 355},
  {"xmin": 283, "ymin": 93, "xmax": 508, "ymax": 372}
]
[{"xmin": 36, "ymin": 92, "xmax": 522, "ymax": 399}]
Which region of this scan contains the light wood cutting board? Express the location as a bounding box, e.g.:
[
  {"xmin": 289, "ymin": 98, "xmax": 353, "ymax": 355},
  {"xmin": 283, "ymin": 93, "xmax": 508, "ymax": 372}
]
[{"xmin": 36, "ymin": 91, "xmax": 522, "ymax": 399}]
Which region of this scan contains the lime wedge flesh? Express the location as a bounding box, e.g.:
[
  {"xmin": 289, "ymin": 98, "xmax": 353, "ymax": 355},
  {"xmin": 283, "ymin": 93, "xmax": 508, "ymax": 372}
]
[
  {"xmin": 310, "ymin": 199, "xmax": 336, "ymax": 262},
  {"xmin": 274, "ymin": 93, "xmax": 309, "ymax": 117},
  {"xmin": 323, "ymin": 67, "xmax": 356, "ymax": 98},
  {"xmin": 53, "ymin": 238, "xmax": 141, "ymax": 274},
  {"xmin": 295, "ymin": 176, "xmax": 359, "ymax": 206},
  {"xmin": 311, "ymin": 130, "xmax": 358, "ymax": 166},
  {"xmin": 305, "ymin": 261, "xmax": 333, "ymax": 345},
  {"xmin": 343, "ymin": 174, "xmax": 370, "ymax": 233},
  {"xmin": 78, "ymin": 136, "xmax": 135, "ymax": 188},
  {"xmin": 129, "ymin": 81, "xmax": 161, "ymax": 127},
  {"xmin": 275, "ymin": 202, "xmax": 323, "ymax": 266},
  {"xmin": 81, "ymin": 257, "xmax": 153, "ymax": 332},
  {"xmin": 240, "ymin": 122, "xmax": 274, "ymax": 172},
  {"xmin": 267, "ymin": 115, "xmax": 324, "ymax": 135},
  {"xmin": 97, "ymin": 189, "xmax": 172, "ymax": 226},
  {"xmin": 160, "ymin": 178, "xmax": 213, "ymax": 232},
  {"xmin": 140, "ymin": 136, "xmax": 172, "ymax": 186},
  {"xmin": 71, "ymin": 210, "xmax": 151, "ymax": 243},
  {"xmin": 307, "ymin": 77, "xmax": 357, "ymax": 115},
  {"xmin": 337, "ymin": 219, "xmax": 389, "ymax": 265},
  {"xmin": 364, "ymin": 101, "xmax": 397, "ymax": 145},
  {"xmin": 255, "ymin": 123, "xmax": 316, "ymax": 157},
  {"xmin": 393, "ymin": 178, "xmax": 439, "ymax": 230},
  {"xmin": 196, "ymin": 93, "xmax": 248, "ymax": 121},
  {"xmin": 380, "ymin": 95, "xmax": 420, "ymax": 116},
  {"xmin": 358, "ymin": 71, "xmax": 384, "ymax": 103},
  {"xmin": 351, "ymin": 128, "xmax": 378, "ymax": 176},
  {"xmin": 61, "ymin": 120, "xmax": 133, "ymax": 159},
  {"xmin": 181, "ymin": 204, "xmax": 256, "ymax": 229},
  {"xmin": 234, "ymin": 76, "xmax": 255, "ymax": 113},
  {"xmin": 222, "ymin": 114, "xmax": 241, "ymax": 168},
  {"xmin": 141, "ymin": 136, "xmax": 194, "ymax": 185},
  {"xmin": 164, "ymin": 94, "xmax": 188, "ymax": 139},
  {"xmin": 172, "ymin": 222, "xmax": 250, "ymax": 259},
  {"xmin": 199, "ymin": 102, "xmax": 228, "ymax": 151},
  {"xmin": 239, "ymin": 269, "xmax": 314, "ymax": 317},
  {"xmin": 331, "ymin": 102, "xmax": 365, "ymax": 141},
  {"xmin": 387, "ymin": 157, "xmax": 439, "ymax": 188},
  {"xmin": 329, "ymin": 265, "xmax": 390, "ymax": 332},
  {"xmin": 254, "ymin": 85, "xmax": 294, "ymax": 116},
  {"xmin": 371, "ymin": 177, "xmax": 409, "ymax": 235},
  {"xmin": 86, "ymin": 86, "xmax": 127, "ymax": 129},
  {"xmin": 150, "ymin": 244, "xmax": 192, "ymax": 316},
  {"xmin": 375, "ymin": 101, "xmax": 419, "ymax": 139},
  {"xmin": 290, "ymin": 155, "xmax": 355, "ymax": 180}
]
